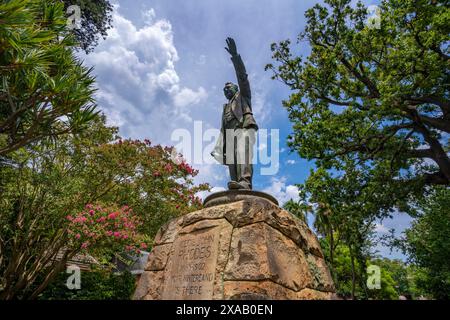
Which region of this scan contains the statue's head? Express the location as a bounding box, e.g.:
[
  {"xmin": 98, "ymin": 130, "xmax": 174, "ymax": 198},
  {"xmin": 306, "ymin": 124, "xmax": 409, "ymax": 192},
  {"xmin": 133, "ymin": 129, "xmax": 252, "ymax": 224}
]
[{"xmin": 223, "ymin": 82, "xmax": 238, "ymax": 100}]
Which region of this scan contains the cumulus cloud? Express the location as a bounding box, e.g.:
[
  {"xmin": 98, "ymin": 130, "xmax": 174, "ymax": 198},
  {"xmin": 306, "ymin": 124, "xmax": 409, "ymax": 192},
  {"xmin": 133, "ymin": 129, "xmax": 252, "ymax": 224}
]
[
  {"xmin": 82, "ymin": 6, "xmax": 208, "ymax": 143},
  {"xmin": 173, "ymin": 87, "xmax": 208, "ymax": 108},
  {"xmin": 262, "ymin": 177, "xmax": 300, "ymax": 206}
]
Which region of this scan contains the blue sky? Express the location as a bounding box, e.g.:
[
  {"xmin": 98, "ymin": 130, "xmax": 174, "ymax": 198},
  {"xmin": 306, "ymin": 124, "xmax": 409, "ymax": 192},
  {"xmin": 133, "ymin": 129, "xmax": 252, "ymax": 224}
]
[{"xmin": 80, "ymin": 0, "xmax": 410, "ymax": 259}]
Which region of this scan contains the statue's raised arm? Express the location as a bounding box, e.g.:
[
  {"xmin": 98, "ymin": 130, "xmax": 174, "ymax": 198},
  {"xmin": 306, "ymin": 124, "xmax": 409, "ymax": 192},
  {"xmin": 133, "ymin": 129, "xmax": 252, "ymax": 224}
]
[{"xmin": 225, "ymin": 37, "xmax": 251, "ymax": 100}]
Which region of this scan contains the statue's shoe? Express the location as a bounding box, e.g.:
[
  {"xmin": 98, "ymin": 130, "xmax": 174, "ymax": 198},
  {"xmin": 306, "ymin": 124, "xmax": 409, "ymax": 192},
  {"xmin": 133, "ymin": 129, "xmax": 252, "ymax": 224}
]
[
  {"xmin": 227, "ymin": 181, "xmax": 251, "ymax": 190},
  {"xmin": 227, "ymin": 181, "xmax": 241, "ymax": 189}
]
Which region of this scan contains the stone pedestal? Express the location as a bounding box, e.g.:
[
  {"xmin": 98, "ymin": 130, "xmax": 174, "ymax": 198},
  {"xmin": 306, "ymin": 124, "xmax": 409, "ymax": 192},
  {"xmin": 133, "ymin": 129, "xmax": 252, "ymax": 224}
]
[{"xmin": 133, "ymin": 191, "xmax": 335, "ymax": 300}]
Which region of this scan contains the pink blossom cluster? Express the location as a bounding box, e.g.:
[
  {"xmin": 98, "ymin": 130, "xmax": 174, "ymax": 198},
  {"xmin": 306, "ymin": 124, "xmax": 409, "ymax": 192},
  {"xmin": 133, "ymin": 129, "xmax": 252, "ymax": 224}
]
[
  {"xmin": 67, "ymin": 204, "xmax": 145, "ymax": 253},
  {"xmin": 178, "ymin": 161, "xmax": 197, "ymax": 175}
]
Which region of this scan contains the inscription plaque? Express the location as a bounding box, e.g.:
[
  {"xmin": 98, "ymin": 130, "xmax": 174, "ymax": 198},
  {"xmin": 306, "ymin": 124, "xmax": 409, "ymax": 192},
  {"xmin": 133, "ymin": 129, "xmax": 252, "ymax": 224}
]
[{"xmin": 161, "ymin": 227, "xmax": 219, "ymax": 299}]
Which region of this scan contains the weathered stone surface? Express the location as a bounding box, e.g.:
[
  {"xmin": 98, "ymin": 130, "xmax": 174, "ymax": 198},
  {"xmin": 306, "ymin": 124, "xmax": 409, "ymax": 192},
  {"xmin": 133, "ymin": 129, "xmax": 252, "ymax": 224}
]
[
  {"xmin": 224, "ymin": 222, "xmax": 314, "ymax": 291},
  {"xmin": 223, "ymin": 199, "xmax": 323, "ymax": 258},
  {"xmin": 203, "ymin": 189, "xmax": 278, "ymax": 208},
  {"xmin": 175, "ymin": 197, "xmax": 325, "ymax": 259},
  {"xmin": 224, "ymin": 280, "xmax": 297, "ymax": 300},
  {"xmin": 153, "ymin": 218, "xmax": 182, "ymax": 245},
  {"xmin": 180, "ymin": 202, "xmax": 240, "ymax": 227},
  {"xmin": 296, "ymin": 288, "xmax": 336, "ymax": 300},
  {"xmin": 161, "ymin": 219, "xmax": 232, "ymax": 300},
  {"xmin": 212, "ymin": 221, "xmax": 233, "ymax": 299},
  {"xmin": 133, "ymin": 271, "xmax": 164, "ymax": 300},
  {"xmin": 306, "ymin": 254, "xmax": 335, "ymax": 292},
  {"xmin": 223, "ymin": 282, "xmax": 336, "ymax": 300},
  {"xmin": 134, "ymin": 192, "xmax": 335, "ymax": 300},
  {"xmin": 303, "ymin": 227, "xmax": 324, "ymax": 258},
  {"xmin": 145, "ymin": 243, "xmax": 172, "ymax": 271},
  {"xmin": 179, "ymin": 219, "xmax": 225, "ymax": 234}
]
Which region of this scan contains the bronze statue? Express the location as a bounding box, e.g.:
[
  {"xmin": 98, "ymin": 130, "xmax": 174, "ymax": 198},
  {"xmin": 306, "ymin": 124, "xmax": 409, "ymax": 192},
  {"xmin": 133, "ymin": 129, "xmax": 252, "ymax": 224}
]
[{"xmin": 211, "ymin": 38, "xmax": 258, "ymax": 190}]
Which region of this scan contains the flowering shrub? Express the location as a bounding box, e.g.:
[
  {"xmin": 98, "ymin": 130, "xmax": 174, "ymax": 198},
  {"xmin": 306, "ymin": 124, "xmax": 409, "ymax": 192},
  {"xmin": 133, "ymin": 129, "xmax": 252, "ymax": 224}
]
[
  {"xmin": 0, "ymin": 116, "xmax": 210, "ymax": 299},
  {"xmin": 67, "ymin": 204, "xmax": 146, "ymax": 253},
  {"xmin": 91, "ymin": 138, "xmax": 209, "ymax": 236}
]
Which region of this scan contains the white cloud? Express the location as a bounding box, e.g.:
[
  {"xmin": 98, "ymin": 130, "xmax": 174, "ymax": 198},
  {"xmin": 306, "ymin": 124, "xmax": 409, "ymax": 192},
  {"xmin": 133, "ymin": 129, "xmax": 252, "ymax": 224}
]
[
  {"xmin": 248, "ymin": 73, "xmax": 271, "ymax": 125},
  {"xmin": 262, "ymin": 177, "xmax": 300, "ymax": 206},
  {"xmin": 374, "ymin": 223, "xmax": 389, "ymax": 234},
  {"xmin": 82, "ymin": 6, "xmax": 208, "ymax": 142},
  {"xmin": 174, "ymin": 87, "xmax": 208, "ymax": 108},
  {"xmin": 286, "ymin": 159, "xmax": 296, "ymax": 165},
  {"xmin": 142, "ymin": 8, "xmax": 156, "ymax": 25}
]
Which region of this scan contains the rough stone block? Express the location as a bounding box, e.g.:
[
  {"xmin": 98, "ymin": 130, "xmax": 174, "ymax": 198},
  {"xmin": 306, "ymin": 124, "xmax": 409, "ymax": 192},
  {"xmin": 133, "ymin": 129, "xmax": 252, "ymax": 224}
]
[{"xmin": 134, "ymin": 191, "xmax": 335, "ymax": 300}]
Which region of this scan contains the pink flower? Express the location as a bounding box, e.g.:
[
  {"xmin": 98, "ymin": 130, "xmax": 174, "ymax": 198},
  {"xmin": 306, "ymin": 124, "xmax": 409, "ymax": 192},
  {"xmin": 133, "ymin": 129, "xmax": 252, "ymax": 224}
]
[
  {"xmin": 108, "ymin": 212, "xmax": 117, "ymax": 220},
  {"xmin": 164, "ymin": 163, "xmax": 173, "ymax": 173},
  {"xmin": 122, "ymin": 234, "xmax": 129, "ymax": 239},
  {"xmin": 153, "ymin": 171, "xmax": 161, "ymax": 177},
  {"xmin": 106, "ymin": 231, "xmax": 113, "ymax": 236},
  {"xmin": 81, "ymin": 242, "xmax": 89, "ymax": 249},
  {"xmin": 75, "ymin": 233, "xmax": 81, "ymax": 239},
  {"xmin": 66, "ymin": 215, "xmax": 73, "ymax": 221},
  {"xmin": 113, "ymin": 231, "xmax": 121, "ymax": 238},
  {"xmin": 140, "ymin": 243, "xmax": 148, "ymax": 249},
  {"xmin": 89, "ymin": 210, "xmax": 95, "ymax": 216},
  {"xmin": 74, "ymin": 216, "xmax": 87, "ymax": 223}
]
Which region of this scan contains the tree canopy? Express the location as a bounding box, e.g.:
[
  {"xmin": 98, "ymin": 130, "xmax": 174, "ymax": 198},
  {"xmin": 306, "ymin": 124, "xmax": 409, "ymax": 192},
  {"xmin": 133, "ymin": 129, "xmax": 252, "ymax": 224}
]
[
  {"xmin": 0, "ymin": 0, "xmax": 98, "ymax": 157},
  {"xmin": 0, "ymin": 116, "xmax": 208, "ymax": 299},
  {"xmin": 61, "ymin": 0, "xmax": 113, "ymax": 53},
  {"xmin": 267, "ymin": 0, "xmax": 449, "ymax": 188},
  {"xmin": 396, "ymin": 187, "xmax": 450, "ymax": 299},
  {"xmin": 268, "ymin": 0, "xmax": 449, "ymax": 299},
  {"xmin": 0, "ymin": 1, "xmax": 208, "ymax": 300}
]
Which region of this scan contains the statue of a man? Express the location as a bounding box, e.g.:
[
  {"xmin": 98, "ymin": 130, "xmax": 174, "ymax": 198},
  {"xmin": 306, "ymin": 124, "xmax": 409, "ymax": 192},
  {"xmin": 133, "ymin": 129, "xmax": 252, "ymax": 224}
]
[{"xmin": 211, "ymin": 38, "xmax": 258, "ymax": 190}]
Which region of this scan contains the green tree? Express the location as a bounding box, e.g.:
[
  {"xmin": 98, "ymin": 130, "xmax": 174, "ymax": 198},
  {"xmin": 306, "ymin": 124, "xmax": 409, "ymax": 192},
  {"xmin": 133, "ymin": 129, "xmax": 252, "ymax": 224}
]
[
  {"xmin": 299, "ymin": 162, "xmax": 395, "ymax": 299},
  {"xmin": 398, "ymin": 187, "xmax": 450, "ymax": 299},
  {"xmin": 372, "ymin": 258, "xmax": 411, "ymax": 297},
  {"xmin": 321, "ymin": 240, "xmax": 399, "ymax": 299},
  {"xmin": 282, "ymin": 199, "xmax": 310, "ymax": 223},
  {"xmin": 266, "ymin": 0, "xmax": 449, "ymax": 300},
  {"xmin": 61, "ymin": 0, "xmax": 113, "ymax": 53},
  {"xmin": 37, "ymin": 269, "xmax": 136, "ymax": 300},
  {"xmin": 267, "ymin": 0, "xmax": 450, "ymax": 190},
  {"xmin": 368, "ymin": 263, "xmax": 399, "ymax": 300},
  {"xmin": 0, "ymin": 0, "xmax": 98, "ymax": 157},
  {"xmin": 0, "ymin": 116, "xmax": 208, "ymax": 299}
]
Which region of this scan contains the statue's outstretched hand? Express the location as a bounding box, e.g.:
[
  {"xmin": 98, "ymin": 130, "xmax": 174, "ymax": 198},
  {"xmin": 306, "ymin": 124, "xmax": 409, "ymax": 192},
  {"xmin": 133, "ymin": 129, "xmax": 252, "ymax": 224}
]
[{"xmin": 225, "ymin": 37, "xmax": 237, "ymax": 56}]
